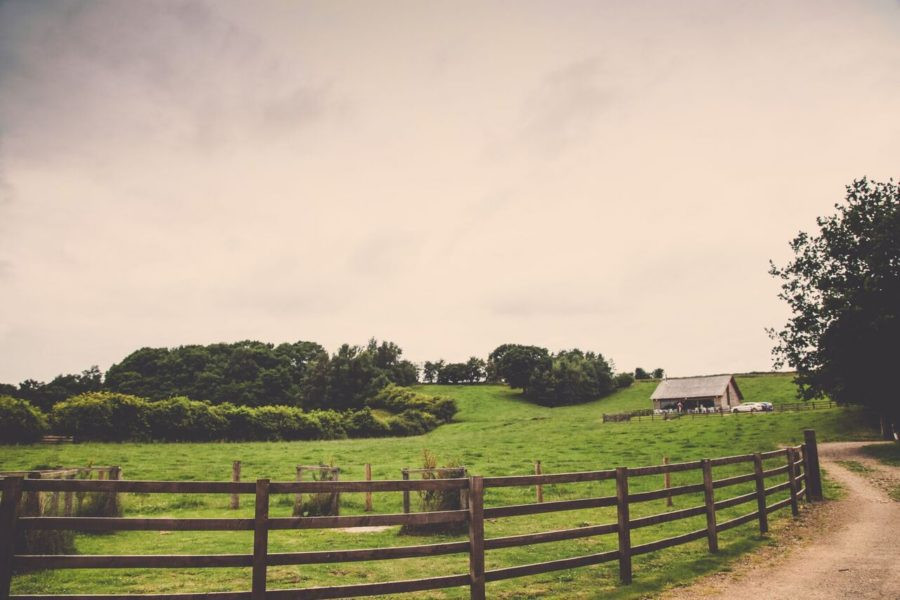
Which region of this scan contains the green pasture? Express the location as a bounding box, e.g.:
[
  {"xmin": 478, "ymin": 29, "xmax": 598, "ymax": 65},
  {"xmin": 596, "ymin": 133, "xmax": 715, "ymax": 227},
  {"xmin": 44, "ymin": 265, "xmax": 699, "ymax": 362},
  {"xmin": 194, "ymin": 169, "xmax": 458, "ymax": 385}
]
[{"xmin": 0, "ymin": 374, "xmax": 881, "ymax": 598}]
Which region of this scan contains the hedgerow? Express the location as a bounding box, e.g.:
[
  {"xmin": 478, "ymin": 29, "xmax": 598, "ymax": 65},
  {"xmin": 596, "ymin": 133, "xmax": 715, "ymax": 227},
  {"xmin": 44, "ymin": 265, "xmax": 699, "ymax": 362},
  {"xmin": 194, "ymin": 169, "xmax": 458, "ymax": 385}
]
[{"xmin": 38, "ymin": 387, "xmax": 457, "ymax": 443}]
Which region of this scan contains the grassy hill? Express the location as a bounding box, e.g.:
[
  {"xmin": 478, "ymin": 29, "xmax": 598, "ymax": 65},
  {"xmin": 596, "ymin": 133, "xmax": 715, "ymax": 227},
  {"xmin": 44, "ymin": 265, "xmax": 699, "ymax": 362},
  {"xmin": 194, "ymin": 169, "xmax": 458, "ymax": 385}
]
[{"xmin": 2, "ymin": 373, "xmax": 879, "ymax": 598}]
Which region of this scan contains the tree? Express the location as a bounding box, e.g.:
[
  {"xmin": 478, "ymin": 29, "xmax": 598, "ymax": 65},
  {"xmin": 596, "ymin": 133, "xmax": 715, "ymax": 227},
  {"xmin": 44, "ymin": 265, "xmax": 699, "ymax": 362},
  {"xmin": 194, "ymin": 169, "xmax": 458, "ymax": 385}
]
[
  {"xmin": 488, "ymin": 344, "xmax": 550, "ymax": 393},
  {"xmin": 525, "ymin": 349, "xmax": 615, "ymax": 406},
  {"xmin": 769, "ymin": 178, "xmax": 899, "ymax": 440},
  {"xmin": 652, "ymin": 368, "xmax": 665, "ymax": 379},
  {"xmin": 634, "ymin": 367, "xmax": 650, "ymax": 380},
  {"xmin": 465, "ymin": 357, "xmax": 486, "ymax": 383}
]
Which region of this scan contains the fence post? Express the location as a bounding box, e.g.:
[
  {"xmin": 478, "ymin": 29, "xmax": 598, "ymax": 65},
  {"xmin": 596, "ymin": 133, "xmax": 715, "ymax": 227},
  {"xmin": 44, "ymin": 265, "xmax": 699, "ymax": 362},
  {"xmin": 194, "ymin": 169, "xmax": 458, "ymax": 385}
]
[
  {"xmin": 615, "ymin": 467, "xmax": 632, "ymax": 584},
  {"xmin": 701, "ymin": 459, "xmax": 718, "ymax": 553},
  {"xmin": 534, "ymin": 461, "xmax": 543, "ymax": 503},
  {"xmin": 231, "ymin": 461, "xmax": 241, "ymax": 510},
  {"xmin": 24, "ymin": 472, "xmax": 41, "ymax": 517},
  {"xmin": 800, "ymin": 444, "xmax": 811, "ymax": 503},
  {"xmin": 467, "ymin": 476, "xmax": 485, "ymax": 600},
  {"xmin": 108, "ymin": 466, "xmax": 121, "ymax": 516},
  {"xmin": 786, "ymin": 449, "xmax": 799, "ymax": 517},
  {"xmin": 803, "ymin": 430, "xmax": 823, "ymax": 501},
  {"xmin": 332, "ymin": 468, "xmax": 341, "ymax": 516},
  {"xmin": 753, "ymin": 453, "xmax": 769, "ymax": 534},
  {"xmin": 402, "ymin": 469, "xmax": 410, "ymax": 514},
  {"xmin": 251, "ymin": 479, "xmax": 269, "ymax": 600},
  {"xmin": 364, "ymin": 464, "xmax": 373, "ymax": 512},
  {"xmin": 663, "ymin": 456, "xmax": 673, "ymax": 507},
  {"xmin": 294, "ymin": 466, "xmax": 303, "ymax": 515},
  {"xmin": 0, "ymin": 476, "xmax": 24, "ymax": 599}
]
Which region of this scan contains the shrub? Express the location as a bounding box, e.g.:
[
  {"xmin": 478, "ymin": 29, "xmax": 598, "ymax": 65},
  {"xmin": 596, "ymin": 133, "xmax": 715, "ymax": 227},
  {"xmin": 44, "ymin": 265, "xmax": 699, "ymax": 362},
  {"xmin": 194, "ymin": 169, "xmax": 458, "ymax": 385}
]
[
  {"xmin": 386, "ymin": 409, "xmax": 438, "ymax": 436},
  {"xmin": 343, "ymin": 407, "xmax": 391, "ymax": 437},
  {"xmin": 146, "ymin": 396, "xmax": 227, "ymax": 441},
  {"xmin": 369, "ymin": 384, "xmax": 458, "ymax": 424},
  {"xmin": 294, "ymin": 464, "xmax": 340, "ymax": 517},
  {"xmin": 0, "ymin": 396, "xmax": 47, "ymax": 444},
  {"xmin": 400, "ymin": 450, "xmax": 466, "ymax": 535},
  {"xmin": 51, "ymin": 392, "xmax": 149, "ymax": 441},
  {"xmin": 614, "ymin": 372, "xmax": 635, "ymax": 389}
]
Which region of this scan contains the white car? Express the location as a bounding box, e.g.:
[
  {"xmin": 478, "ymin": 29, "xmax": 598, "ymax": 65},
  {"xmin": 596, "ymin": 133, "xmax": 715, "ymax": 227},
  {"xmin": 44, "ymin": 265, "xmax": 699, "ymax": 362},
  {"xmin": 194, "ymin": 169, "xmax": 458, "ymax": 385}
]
[{"xmin": 732, "ymin": 402, "xmax": 765, "ymax": 413}]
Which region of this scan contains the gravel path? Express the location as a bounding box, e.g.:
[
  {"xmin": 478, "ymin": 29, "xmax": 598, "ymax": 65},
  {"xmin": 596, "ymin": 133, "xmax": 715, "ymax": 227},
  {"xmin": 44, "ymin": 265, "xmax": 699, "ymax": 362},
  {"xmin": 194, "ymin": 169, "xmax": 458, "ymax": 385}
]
[{"xmin": 662, "ymin": 441, "xmax": 899, "ymax": 600}]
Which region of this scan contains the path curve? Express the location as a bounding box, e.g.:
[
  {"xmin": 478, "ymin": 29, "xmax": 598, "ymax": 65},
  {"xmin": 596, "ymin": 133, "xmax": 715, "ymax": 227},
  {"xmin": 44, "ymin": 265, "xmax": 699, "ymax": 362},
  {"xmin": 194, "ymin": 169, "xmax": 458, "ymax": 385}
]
[{"xmin": 663, "ymin": 441, "xmax": 899, "ymax": 600}]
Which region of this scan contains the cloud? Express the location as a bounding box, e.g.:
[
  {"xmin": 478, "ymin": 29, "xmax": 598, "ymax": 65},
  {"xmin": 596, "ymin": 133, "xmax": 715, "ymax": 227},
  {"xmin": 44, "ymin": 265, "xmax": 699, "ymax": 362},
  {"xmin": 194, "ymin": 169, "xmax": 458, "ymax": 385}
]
[
  {"xmin": 0, "ymin": 0, "xmax": 343, "ymax": 162},
  {"xmin": 519, "ymin": 58, "xmax": 614, "ymax": 155}
]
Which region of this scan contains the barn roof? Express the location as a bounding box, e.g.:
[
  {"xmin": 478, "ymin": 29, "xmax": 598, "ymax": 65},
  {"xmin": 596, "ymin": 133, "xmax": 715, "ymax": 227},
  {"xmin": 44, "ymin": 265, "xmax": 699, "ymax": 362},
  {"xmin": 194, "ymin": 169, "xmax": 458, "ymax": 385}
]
[{"xmin": 650, "ymin": 375, "xmax": 742, "ymax": 401}]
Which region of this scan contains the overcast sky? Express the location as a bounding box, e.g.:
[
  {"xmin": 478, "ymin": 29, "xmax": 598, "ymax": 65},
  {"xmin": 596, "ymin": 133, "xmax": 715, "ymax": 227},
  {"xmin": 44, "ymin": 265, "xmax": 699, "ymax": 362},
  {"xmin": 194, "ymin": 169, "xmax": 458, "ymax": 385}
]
[{"xmin": 1, "ymin": 0, "xmax": 898, "ymax": 383}]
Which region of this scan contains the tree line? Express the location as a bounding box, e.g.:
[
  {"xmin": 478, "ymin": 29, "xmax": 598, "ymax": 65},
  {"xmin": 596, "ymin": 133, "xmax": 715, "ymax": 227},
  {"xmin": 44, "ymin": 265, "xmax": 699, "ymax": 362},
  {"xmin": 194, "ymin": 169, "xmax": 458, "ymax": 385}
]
[{"xmin": 3, "ymin": 339, "xmax": 658, "ymax": 413}]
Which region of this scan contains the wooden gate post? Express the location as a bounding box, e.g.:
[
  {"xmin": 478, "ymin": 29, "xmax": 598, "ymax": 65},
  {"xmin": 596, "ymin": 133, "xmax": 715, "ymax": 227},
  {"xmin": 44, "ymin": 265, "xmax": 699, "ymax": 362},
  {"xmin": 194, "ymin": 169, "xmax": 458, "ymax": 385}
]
[
  {"xmin": 251, "ymin": 479, "xmax": 269, "ymax": 600},
  {"xmin": 467, "ymin": 476, "xmax": 485, "ymax": 600},
  {"xmin": 0, "ymin": 476, "xmax": 24, "ymax": 599},
  {"xmin": 231, "ymin": 461, "xmax": 241, "ymax": 510},
  {"xmin": 786, "ymin": 449, "xmax": 799, "ymax": 517},
  {"xmin": 364, "ymin": 464, "xmax": 373, "ymax": 512},
  {"xmin": 803, "ymin": 430, "xmax": 823, "ymax": 501},
  {"xmin": 534, "ymin": 461, "xmax": 543, "ymax": 503},
  {"xmin": 615, "ymin": 467, "xmax": 632, "ymax": 584},
  {"xmin": 800, "ymin": 443, "xmax": 811, "ymax": 503},
  {"xmin": 401, "ymin": 469, "xmax": 410, "ymax": 514},
  {"xmin": 701, "ymin": 459, "xmax": 718, "ymax": 553},
  {"xmin": 753, "ymin": 453, "xmax": 769, "ymax": 533}
]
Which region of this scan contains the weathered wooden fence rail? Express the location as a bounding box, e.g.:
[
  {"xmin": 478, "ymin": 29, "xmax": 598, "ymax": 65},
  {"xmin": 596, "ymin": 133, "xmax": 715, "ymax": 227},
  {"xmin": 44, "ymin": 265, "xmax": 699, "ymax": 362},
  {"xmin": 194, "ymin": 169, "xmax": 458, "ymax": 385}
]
[
  {"xmin": 0, "ymin": 430, "xmax": 824, "ymax": 600},
  {"xmin": 604, "ymin": 400, "xmax": 837, "ymax": 423}
]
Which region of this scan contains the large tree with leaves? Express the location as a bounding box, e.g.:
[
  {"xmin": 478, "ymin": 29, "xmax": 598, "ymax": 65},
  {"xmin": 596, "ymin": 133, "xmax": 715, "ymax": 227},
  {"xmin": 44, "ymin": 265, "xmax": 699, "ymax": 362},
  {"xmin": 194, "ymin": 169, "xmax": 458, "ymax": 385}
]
[{"xmin": 769, "ymin": 178, "xmax": 899, "ymax": 440}]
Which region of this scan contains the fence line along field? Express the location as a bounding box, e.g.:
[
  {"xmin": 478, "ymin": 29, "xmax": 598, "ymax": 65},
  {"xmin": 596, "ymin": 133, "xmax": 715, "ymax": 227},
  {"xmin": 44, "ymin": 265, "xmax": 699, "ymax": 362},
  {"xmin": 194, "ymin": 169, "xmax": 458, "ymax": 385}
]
[{"xmin": 0, "ymin": 374, "xmax": 880, "ymax": 599}]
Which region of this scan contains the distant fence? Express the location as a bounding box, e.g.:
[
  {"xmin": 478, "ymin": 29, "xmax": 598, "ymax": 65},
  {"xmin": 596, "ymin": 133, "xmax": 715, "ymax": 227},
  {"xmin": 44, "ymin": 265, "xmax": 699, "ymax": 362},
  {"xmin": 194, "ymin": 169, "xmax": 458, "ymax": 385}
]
[
  {"xmin": 603, "ymin": 400, "xmax": 837, "ymax": 423},
  {"xmin": 0, "ymin": 431, "xmax": 824, "ymax": 600}
]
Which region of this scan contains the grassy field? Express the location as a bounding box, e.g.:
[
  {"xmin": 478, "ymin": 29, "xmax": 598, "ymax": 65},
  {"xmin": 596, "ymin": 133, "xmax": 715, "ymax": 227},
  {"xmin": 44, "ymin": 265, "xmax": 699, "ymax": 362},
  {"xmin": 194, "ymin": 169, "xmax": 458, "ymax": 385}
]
[{"xmin": 0, "ymin": 374, "xmax": 881, "ymax": 598}]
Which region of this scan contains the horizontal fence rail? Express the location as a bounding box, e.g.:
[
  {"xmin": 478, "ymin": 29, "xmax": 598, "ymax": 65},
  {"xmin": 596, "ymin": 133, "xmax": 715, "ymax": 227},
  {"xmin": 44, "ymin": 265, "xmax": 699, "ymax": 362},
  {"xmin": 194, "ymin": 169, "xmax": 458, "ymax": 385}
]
[{"xmin": 0, "ymin": 430, "xmax": 824, "ymax": 600}]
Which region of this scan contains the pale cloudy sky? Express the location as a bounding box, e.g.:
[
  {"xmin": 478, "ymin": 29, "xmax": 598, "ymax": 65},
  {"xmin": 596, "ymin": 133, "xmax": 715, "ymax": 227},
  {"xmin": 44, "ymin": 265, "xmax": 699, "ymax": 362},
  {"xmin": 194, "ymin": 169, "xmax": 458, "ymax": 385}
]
[{"xmin": 1, "ymin": 0, "xmax": 898, "ymax": 383}]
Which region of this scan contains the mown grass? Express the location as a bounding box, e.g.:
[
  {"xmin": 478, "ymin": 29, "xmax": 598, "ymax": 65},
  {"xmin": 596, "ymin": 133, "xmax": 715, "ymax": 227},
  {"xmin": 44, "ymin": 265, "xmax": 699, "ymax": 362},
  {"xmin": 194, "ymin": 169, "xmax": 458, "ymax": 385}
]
[{"xmin": 0, "ymin": 374, "xmax": 881, "ymax": 598}]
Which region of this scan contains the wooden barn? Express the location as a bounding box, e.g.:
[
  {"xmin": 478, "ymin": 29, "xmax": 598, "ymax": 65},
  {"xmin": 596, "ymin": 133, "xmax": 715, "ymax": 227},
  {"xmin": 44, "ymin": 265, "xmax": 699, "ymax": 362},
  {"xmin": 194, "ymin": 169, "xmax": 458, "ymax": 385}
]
[{"xmin": 650, "ymin": 375, "xmax": 744, "ymax": 411}]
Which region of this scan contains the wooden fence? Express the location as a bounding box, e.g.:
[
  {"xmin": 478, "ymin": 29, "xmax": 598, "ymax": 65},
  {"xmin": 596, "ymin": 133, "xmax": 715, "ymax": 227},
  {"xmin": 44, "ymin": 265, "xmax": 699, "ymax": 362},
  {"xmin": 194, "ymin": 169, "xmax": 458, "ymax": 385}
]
[
  {"xmin": 0, "ymin": 430, "xmax": 824, "ymax": 600},
  {"xmin": 603, "ymin": 400, "xmax": 837, "ymax": 423}
]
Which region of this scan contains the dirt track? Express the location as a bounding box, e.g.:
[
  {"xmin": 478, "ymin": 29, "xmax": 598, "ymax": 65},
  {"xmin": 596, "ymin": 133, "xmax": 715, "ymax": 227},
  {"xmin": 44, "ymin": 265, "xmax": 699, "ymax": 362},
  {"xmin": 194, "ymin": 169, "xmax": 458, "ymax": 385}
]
[{"xmin": 662, "ymin": 442, "xmax": 899, "ymax": 600}]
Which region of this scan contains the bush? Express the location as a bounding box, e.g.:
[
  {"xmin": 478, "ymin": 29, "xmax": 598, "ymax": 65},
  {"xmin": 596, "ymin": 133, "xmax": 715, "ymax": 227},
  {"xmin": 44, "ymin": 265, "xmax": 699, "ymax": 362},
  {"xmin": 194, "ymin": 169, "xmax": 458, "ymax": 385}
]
[
  {"xmin": 386, "ymin": 409, "xmax": 438, "ymax": 436},
  {"xmin": 614, "ymin": 372, "xmax": 635, "ymax": 389},
  {"xmin": 293, "ymin": 464, "xmax": 340, "ymax": 517},
  {"xmin": 146, "ymin": 396, "xmax": 228, "ymax": 441},
  {"xmin": 369, "ymin": 384, "xmax": 458, "ymax": 424},
  {"xmin": 400, "ymin": 450, "xmax": 466, "ymax": 535},
  {"xmin": 51, "ymin": 392, "xmax": 148, "ymax": 442},
  {"xmin": 0, "ymin": 396, "xmax": 47, "ymax": 444},
  {"xmin": 343, "ymin": 407, "xmax": 391, "ymax": 437}
]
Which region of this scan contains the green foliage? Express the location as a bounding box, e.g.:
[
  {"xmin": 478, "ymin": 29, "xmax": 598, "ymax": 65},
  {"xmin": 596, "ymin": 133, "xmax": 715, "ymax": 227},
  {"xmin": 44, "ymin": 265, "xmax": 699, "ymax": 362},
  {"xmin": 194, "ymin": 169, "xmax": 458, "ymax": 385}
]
[
  {"xmin": 0, "ymin": 396, "xmax": 47, "ymax": 444},
  {"xmin": 526, "ymin": 350, "xmax": 615, "ymax": 406},
  {"xmin": 43, "ymin": 388, "xmax": 450, "ymax": 443},
  {"xmin": 769, "ymin": 178, "xmax": 899, "ymax": 436},
  {"xmin": 145, "ymin": 397, "xmax": 228, "ymax": 442},
  {"xmin": 368, "ymin": 384, "xmax": 458, "ymax": 424},
  {"xmin": 634, "ymin": 367, "xmax": 650, "ymax": 379},
  {"xmin": 295, "ymin": 464, "xmax": 340, "ymax": 517},
  {"xmin": 105, "ymin": 341, "xmax": 326, "ymax": 407},
  {"xmin": 301, "ymin": 339, "xmax": 419, "ymax": 411},
  {"xmin": 488, "ymin": 344, "xmax": 551, "ymax": 392},
  {"xmin": 11, "ymin": 367, "xmax": 103, "ymax": 413},
  {"xmin": 52, "ymin": 392, "xmax": 149, "ymax": 442},
  {"xmin": 614, "ymin": 372, "xmax": 635, "ymax": 389},
  {"xmin": 400, "ymin": 449, "xmax": 466, "ymax": 535}
]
